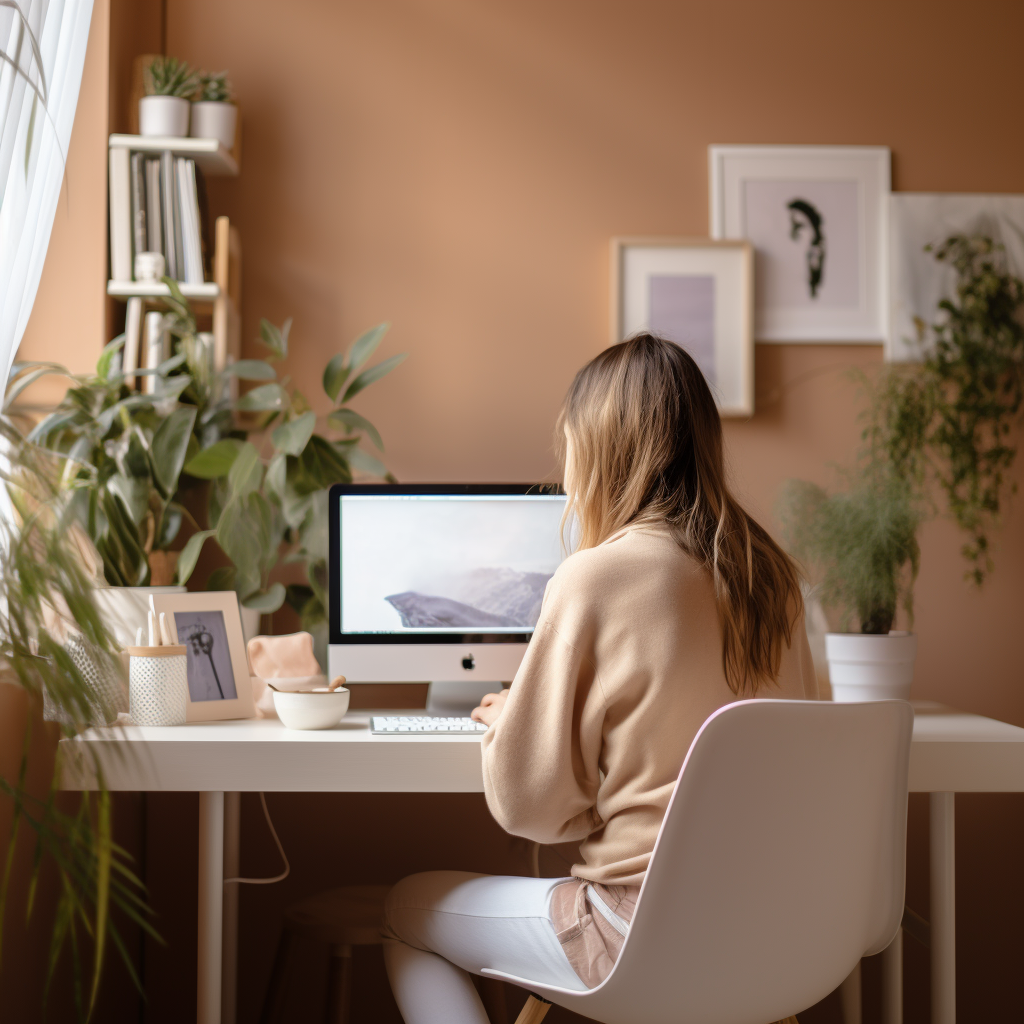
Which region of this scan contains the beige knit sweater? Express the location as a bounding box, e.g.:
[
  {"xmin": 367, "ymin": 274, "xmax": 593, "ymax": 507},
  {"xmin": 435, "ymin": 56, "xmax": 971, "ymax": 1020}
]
[{"xmin": 481, "ymin": 524, "xmax": 818, "ymax": 885}]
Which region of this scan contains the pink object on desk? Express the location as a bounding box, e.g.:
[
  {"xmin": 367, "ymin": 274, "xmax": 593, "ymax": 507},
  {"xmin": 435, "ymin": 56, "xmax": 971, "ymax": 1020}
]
[{"xmin": 246, "ymin": 632, "xmax": 326, "ymax": 716}]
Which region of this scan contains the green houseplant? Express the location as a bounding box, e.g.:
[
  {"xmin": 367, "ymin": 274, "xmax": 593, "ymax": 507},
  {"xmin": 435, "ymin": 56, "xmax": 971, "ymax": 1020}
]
[
  {"xmin": 0, "ymin": 416, "xmax": 155, "ymax": 1020},
  {"xmin": 191, "ymin": 70, "xmax": 236, "ymax": 151},
  {"xmin": 180, "ymin": 314, "xmax": 405, "ymax": 656},
  {"xmin": 140, "ymin": 56, "xmax": 199, "ymax": 138},
  {"xmin": 10, "ymin": 282, "xmax": 406, "ymax": 660},
  {"xmin": 778, "ymin": 234, "xmax": 1024, "ymax": 700}
]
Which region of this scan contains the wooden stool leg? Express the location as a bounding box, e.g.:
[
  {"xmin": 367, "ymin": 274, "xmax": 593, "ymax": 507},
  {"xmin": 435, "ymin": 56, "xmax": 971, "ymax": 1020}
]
[
  {"xmin": 257, "ymin": 927, "xmax": 295, "ymax": 1024},
  {"xmin": 325, "ymin": 944, "xmax": 353, "ymax": 1024},
  {"xmin": 514, "ymin": 994, "xmax": 552, "ymax": 1024}
]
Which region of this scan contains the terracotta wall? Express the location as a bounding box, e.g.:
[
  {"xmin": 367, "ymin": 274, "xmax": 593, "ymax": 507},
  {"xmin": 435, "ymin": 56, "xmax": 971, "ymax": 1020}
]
[{"xmin": 14, "ymin": 1, "xmax": 1024, "ymax": 1021}]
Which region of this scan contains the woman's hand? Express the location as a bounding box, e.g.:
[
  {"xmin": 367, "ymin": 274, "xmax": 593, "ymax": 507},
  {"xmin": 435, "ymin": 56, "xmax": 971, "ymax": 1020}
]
[{"xmin": 471, "ymin": 688, "xmax": 510, "ymax": 727}]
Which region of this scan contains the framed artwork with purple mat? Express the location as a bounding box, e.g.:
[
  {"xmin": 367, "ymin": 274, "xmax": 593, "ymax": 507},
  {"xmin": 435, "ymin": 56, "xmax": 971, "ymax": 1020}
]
[{"xmin": 613, "ymin": 237, "xmax": 754, "ymax": 416}]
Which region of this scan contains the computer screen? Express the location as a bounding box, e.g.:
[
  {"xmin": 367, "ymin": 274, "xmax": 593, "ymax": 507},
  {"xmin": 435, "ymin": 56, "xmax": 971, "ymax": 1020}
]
[{"xmin": 335, "ymin": 489, "xmax": 566, "ymax": 638}]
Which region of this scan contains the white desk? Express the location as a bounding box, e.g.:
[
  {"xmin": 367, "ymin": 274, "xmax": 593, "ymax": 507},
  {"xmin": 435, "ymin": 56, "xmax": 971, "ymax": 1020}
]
[{"xmin": 61, "ymin": 702, "xmax": 1024, "ymax": 1024}]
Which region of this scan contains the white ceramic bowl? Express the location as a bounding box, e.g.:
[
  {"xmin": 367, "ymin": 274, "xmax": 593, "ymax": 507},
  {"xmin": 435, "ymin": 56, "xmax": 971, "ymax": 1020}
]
[{"xmin": 272, "ymin": 687, "xmax": 350, "ymax": 730}]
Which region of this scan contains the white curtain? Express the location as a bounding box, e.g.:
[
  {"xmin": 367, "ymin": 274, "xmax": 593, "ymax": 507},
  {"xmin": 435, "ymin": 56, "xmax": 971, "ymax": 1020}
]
[{"xmin": 0, "ymin": 0, "xmax": 94, "ymax": 388}]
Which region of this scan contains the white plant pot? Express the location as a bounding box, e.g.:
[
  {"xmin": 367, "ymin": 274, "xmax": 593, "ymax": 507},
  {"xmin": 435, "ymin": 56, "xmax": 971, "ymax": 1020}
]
[
  {"xmin": 826, "ymin": 631, "xmax": 917, "ymax": 702},
  {"xmin": 190, "ymin": 101, "xmax": 236, "ymax": 150},
  {"xmin": 91, "ymin": 586, "xmax": 187, "ymax": 650},
  {"xmin": 139, "ymin": 95, "xmax": 190, "ymax": 137}
]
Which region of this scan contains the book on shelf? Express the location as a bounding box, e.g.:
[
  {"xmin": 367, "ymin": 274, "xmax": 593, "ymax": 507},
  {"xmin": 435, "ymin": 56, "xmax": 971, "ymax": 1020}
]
[
  {"xmin": 108, "ymin": 147, "xmax": 131, "ymax": 282},
  {"xmin": 108, "ymin": 143, "xmax": 211, "ymax": 288}
]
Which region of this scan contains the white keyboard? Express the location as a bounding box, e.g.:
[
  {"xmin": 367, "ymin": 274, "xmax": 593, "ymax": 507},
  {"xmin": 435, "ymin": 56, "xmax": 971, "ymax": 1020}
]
[{"xmin": 371, "ymin": 715, "xmax": 488, "ymax": 735}]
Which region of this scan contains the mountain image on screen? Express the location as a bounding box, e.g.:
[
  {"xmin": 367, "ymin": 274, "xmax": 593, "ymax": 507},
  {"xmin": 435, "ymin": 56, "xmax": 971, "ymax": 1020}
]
[{"xmin": 385, "ymin": 568, "xmax": 552, "ymax": 629}]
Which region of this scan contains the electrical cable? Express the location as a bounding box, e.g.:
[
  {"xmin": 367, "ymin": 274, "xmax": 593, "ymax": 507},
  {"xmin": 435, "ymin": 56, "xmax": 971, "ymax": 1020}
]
[{"xmin": 223, "ymin": 792, "xmax": 290, "ymax": 885}]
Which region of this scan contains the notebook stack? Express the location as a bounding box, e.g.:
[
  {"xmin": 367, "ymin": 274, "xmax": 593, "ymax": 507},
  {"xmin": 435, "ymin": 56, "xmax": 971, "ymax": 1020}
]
[{"xmin": 109, "ymin": 147, "xmax": 209, "ymax": 285}]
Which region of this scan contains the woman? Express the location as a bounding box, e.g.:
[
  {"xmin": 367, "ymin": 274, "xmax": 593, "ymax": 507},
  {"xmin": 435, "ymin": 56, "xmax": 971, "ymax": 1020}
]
[{"xmin": 382, "ymin": 334, "xmax": 817, "ymax": 1022}]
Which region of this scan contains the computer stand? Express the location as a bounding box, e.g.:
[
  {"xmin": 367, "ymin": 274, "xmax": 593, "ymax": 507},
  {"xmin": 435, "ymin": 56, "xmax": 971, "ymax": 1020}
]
[{"xmin": 426, "ymin": 681, "xmax": 504, "ymax": 716}]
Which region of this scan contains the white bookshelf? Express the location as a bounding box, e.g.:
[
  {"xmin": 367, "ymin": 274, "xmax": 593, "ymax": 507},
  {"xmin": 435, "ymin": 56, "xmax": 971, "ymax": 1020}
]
[
  {"xmin": 109, "ymin": 133, "xmax": 239, "ymax": 177},
  {"xmin": 107, "ymin": 280, "xmax": 220, "ymax": 301}
]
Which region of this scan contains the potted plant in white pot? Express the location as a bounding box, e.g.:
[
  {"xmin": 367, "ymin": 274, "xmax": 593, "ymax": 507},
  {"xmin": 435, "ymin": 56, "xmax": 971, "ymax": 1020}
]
[
  {"xmin": 779, "ymin": 234, "xmax": 1024, "ymax": 701},
  {"xmin": 191, "ymin": 70, "xmax": 237, "ymax": 151},
  {"xmin": 139, "ymin": 56, "xmax": 199, "ymax": 137},
  {"xmin": 778, "ymin": 465, "xmax": 923, "ymax": 701}
]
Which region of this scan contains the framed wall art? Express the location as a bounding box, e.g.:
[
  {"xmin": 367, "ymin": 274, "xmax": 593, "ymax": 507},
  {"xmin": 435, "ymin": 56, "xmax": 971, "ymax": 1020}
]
[
  {"xmin": 612, "ymin": 238, "xmax": 754, "ymax": 416},
  {"xmin": 151, "ymin": 591, "xmax": 255, "ymax": 722},
  {"xmin": 888, "ymin": 192, "xmax": 1024, "ymax": 361},
  {"xmin": 710, "ymin": 145, "xmax": 890, "ymax": 343}
]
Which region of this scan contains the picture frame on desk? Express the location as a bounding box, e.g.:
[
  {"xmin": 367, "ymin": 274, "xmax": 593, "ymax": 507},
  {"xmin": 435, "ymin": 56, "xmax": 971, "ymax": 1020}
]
[
  {"xmin": 709, "ymin": 144, "xmax": 890, "ymax": 343},
  {"xmin": 612, "ymin": 237, "xmax": 754, "ymax": 416},
  {"xmin": 150, "ymin": 591, "xmax": 255, "ymax": 722}
]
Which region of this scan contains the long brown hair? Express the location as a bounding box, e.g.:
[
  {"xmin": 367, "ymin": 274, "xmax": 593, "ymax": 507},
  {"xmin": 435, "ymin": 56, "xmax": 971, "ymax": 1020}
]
[{"xmin": 557, "ymin": 333, "xmax": 801, "ymax": 695}]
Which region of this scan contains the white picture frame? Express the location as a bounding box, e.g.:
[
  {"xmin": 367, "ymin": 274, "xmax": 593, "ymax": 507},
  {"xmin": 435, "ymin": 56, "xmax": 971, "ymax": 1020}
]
[
  {"xmin": 888, "ymin": 192, "xmax": 1024, "ymax": 361},
  {"xmin": 710, "ymin": 145, "xmax": 890, "ymax": 343},
  {"xmin": 612, "ymin": 238, "xmax": 754, "ymax": 416},
  {"xmin": 150, "ymin": 591, "xmax": 255, "ymax": 723}
]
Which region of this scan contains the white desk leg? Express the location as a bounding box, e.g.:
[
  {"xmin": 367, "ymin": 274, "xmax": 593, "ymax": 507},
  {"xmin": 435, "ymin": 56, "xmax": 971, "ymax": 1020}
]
[
  {"xmin": 930, "ymin": 792, "xmax": 955, "ymax": 1024},
  {"xmin": 881, "ymin": 929, "xmax": 903, "ymax": 1024},
  {"xmin": 198, "ymin": 791, "xmax": 225, "ymax": 1024},
  {"xmin": 222, "ymin": 792, "xmax": 241, "ymax": 1024},
  {"xmin": 839, "ymin": 960, "xmax": 862, "ymax": 1024}
]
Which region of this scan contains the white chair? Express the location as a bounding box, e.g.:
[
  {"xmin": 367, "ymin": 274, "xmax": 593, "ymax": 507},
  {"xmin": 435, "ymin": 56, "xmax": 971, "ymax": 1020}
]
[{"xmin": 490, "ymin": 699, "xmax": 913, "ymax": 1024}]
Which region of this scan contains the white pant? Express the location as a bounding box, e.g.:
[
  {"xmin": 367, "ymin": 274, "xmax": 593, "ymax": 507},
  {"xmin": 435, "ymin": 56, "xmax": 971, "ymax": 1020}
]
[{"xmin": 382, "ymin": 871, "xmax": 587, "ymax": 1024}]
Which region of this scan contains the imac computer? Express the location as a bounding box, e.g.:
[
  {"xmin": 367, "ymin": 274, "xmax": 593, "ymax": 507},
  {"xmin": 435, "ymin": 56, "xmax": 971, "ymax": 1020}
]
[{"xmin": 327, "ymin": 484, "xmax": 567, "ymax": 690}]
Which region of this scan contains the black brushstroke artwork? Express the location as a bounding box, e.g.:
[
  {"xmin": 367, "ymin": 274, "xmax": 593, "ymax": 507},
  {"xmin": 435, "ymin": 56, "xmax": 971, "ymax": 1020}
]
[
  {"xmin": 187, "ymin": 627, "xmax": 225, "ymax": 699},
  {"xmin": 787, "ymin": 198, "xmax": 825, "ymax": 299}
]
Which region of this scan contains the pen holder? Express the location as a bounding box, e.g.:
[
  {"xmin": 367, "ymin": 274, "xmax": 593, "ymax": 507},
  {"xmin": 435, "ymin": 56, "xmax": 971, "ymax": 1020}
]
[{"xmin": 127, "ymin": 645, "xmax": 188, "ymax": 726}]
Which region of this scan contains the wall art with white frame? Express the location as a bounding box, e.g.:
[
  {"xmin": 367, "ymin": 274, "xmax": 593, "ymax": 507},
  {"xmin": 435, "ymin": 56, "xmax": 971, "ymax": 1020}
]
[
  {"xmin": 888, "ymin": 192, "xmax": 1024, "ymax": 361},
  {"xmin": 613, "ymin": 238, "xmax": 754, "ymax": 416},
  {"xmin": 710, "ymin": 145, "xmax": 890, "ymax": 343}
]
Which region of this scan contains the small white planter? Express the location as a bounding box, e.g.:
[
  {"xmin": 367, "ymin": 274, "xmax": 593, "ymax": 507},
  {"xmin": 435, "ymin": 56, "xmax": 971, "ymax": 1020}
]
[
  {"xmin": 139, "ymin": 95, "xmax": 190, "ymax": 137},
  {"xmin": 826, "ymin": 631, "xmax": 917, "ymax": 702},
  {"xmin": 190, "ymin": 101, "xmax": 236, "ymax": 150}
]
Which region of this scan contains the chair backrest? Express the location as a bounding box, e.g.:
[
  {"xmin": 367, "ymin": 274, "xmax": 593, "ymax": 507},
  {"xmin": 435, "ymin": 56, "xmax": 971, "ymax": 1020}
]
[{"xmin": 598, "ymin": 699, "xmax": 913, "ymax": 1024}]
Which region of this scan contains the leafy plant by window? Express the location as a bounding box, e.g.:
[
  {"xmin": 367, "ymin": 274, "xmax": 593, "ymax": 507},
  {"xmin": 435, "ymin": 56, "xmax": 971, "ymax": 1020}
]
[
  {"xmin": 6, "ymin": 343, "xmax": 202, "ymax": 587},
  {"xmin": 144, "ymin": 56, "xmax": 199, "ymax": 99},
  {"xmin": 0, "ymin": 418, "xmax": 156, "ymax": 1019},
  {"xmin": 197, "ymin": 71, "xmax": 232, "ymax": 104},
  {"xmin": 8, "ymin": 281, "xmax": 407, "ymax": 658}
]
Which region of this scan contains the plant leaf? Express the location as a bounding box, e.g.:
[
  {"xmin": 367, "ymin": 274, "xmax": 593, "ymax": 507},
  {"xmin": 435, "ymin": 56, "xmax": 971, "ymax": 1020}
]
[
  {"xmin": 176, "ymin": 529, "xmax": 216, "ymax": 585},
  {"xmin": 227, "ymin": 441, "xmax": 263, "ymax": 498},
  {"xmin": 328, "ymin": 408, "xmax": 384, "ymax": 451},
  {"xmin": 235, "ymin": 382, "xmax": 286, "ymax": 412},
  {"xmin": 225, "ymin": 359, "xmax": 277, "ymax": 381},
  {"xmin": 150, "ymin": 406, "xmax": 197, "ymax": 498},
  {"xmin": 321, "ymin": 353, "xmax": 349, "ymax": 403},
  {"xmin": 347, "ymin": 447, "xmax": 388, "ymax": 479},
  {"xmin": 258, "ymin": 317, "xmax": 292, "ymax": 360},
  {"xmin": 242, "ymin": 582, "xmax": 286, "ymax": 613},
  {"xmin": 346, "ymin": 323, "xmax": 390, "ymax": 377},
  {"xmin": 342, "ymin": 353, "xmax": 407, "ymax": 403},
  {"xmin": 271, "ymin": 411, "xmax": 316, "ymax": 456},
  {"xmin": 184, "ymin": 439, "xmax": 242, "ymax": 479}
]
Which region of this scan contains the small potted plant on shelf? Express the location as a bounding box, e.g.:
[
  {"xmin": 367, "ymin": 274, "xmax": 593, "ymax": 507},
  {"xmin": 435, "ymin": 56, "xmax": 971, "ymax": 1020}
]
[
  {"xmin": 140, "ymin": 56, "xmax": 199, "ymax": 138},
  {"xmin": 191, "ymin": 70, "xmax": 236, "ymax": 151}
]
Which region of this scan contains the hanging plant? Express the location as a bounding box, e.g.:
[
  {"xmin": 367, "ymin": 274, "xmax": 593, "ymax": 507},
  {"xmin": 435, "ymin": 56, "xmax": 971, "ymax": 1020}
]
[{"xmin": 879, "ymin": 235, "xmax": 1024, "ymax": 583}]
